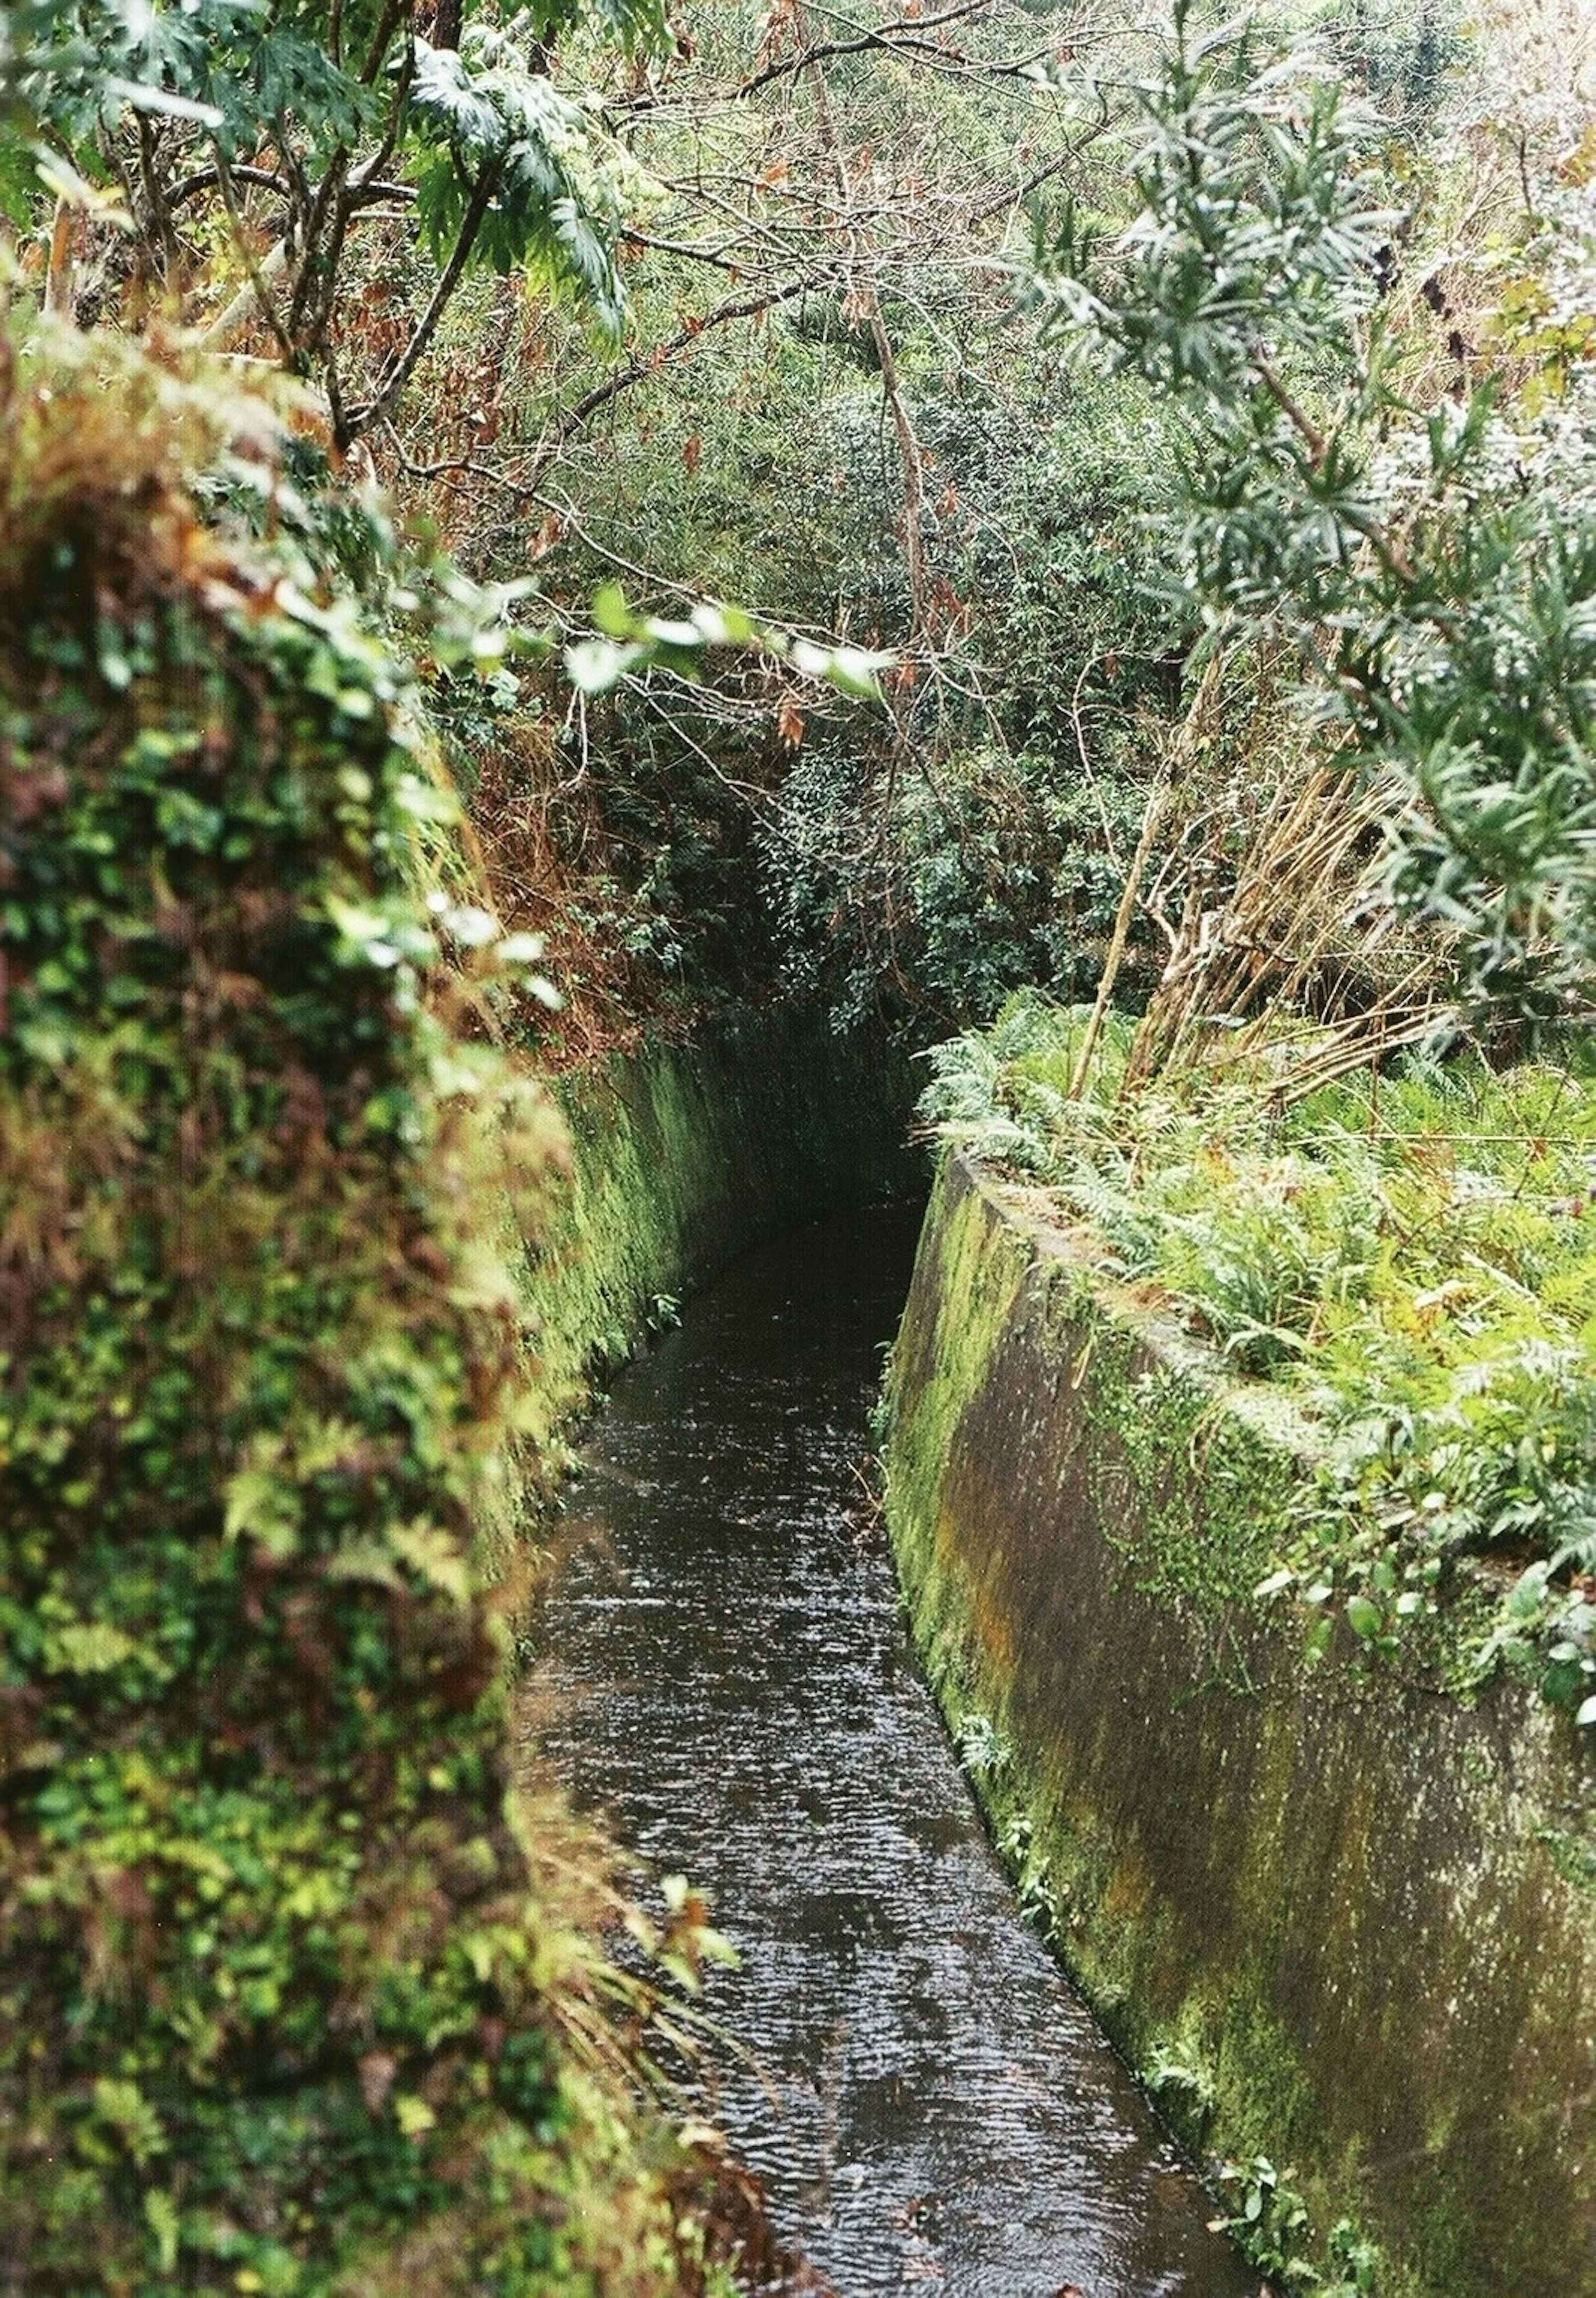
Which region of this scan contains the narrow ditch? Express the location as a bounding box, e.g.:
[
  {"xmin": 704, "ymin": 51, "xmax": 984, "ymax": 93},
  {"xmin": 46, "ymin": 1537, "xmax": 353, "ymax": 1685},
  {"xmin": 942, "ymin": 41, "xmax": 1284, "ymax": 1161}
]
[{"xmin": 534, "ymin": 1202, "xmax": 1256, "ymax": 2298}]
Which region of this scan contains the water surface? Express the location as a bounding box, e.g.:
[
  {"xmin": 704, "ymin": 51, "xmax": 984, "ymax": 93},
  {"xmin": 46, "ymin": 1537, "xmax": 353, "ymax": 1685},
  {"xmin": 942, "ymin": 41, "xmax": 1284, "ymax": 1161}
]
[{"xmin": 536, "ymin": 1207, "xmax": 1256, "ymax": 2298}]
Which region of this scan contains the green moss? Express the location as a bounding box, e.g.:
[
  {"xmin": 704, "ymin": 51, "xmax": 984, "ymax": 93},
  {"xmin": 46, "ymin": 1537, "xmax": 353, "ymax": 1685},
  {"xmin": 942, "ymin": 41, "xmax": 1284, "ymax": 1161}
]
[
  {"xmin": 523, "ymin": 1015, "xmax": 918, "ymax": 1456},
  {"xmin": 884, "ymin": 1153, "xmax": 1596, "ymax": 2298},
  {"xmin": 0, "ymin": 340, "xmax": 726, "ymax": 2296},
  {"xmin": 1538, "ymin": 1823, "xmax": 1596, "ymax": 1891},
  {"xmin": 1081, "ymin": 1337, "xmax": 1295, "ymax": 1611}
]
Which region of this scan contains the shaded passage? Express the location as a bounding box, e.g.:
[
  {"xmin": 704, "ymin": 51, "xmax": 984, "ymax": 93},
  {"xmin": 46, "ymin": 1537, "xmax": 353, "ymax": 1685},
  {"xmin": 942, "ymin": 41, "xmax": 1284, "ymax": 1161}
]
[{"xmin": 536, "ymin": 1207, "xmax": 1256, "ymax": 2298}]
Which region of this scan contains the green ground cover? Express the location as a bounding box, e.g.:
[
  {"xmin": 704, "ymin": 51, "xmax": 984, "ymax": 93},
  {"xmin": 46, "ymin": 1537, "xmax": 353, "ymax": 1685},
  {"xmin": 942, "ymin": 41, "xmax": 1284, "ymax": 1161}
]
[{"xmin": 921, "ymin": 995, "xmax": 1596, "ymax": 1718}]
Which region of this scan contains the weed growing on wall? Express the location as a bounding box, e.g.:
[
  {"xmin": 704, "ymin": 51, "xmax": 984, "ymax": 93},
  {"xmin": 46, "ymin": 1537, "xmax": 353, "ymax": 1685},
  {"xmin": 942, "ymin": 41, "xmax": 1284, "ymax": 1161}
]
[{"xmin": 0, "ymin": 331, "xmax": 714, "ymax": 2294}]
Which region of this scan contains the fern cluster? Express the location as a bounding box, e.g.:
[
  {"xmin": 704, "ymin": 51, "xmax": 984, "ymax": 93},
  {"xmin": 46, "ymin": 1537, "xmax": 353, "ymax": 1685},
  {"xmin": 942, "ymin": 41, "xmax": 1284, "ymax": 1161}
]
[{"xmin": 922, "ymin": 994, "xmax": 1596, "ymax": 1715}]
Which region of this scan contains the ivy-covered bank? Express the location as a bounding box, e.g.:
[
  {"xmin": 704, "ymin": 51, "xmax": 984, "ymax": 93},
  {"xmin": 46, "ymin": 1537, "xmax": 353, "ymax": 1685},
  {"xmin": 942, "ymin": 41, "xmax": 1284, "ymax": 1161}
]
[
  {"xmin": 0, "ymin": 328, "xmax": 913, "ymax": 2298},
  {"xmin": 882, "ymin": 1155, "xmax": 1596, "ymax": 2298},
  {"xmin": 0, "ymin": 330, "xmax": 837, "ymax": 2296}
]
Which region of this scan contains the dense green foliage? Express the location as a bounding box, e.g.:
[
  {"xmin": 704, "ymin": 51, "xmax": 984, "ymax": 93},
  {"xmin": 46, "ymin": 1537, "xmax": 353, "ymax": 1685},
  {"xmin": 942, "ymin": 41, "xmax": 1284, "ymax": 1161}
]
[
  {"xmin": 758, "ymin": 367, "xmax": 1183, "ymax": 1025},
  {"xmin": 0, "ymin": 335, "xmax": 714, "ymax": 2295},
  {"xmin": 337, "ymin": 0, "xmax": 1197, "ymax": 1035},
  {"xmin": 922, "ymin": 993, "xmax": 1596, "ymax": 1712},
  {"xmin": 1032, "ymin": 0, "xmax": 1596, "ymax": 1021}
]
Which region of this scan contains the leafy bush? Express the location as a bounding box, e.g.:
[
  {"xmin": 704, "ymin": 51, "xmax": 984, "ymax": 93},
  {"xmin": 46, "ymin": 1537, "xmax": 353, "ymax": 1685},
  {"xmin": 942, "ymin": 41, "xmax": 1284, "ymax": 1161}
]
[
  {"xmin": 766, "ymin": 743, "xmax": 1152, "ymax": 1031},
  {"xmin": 4, "ymin": 0, "xmax": 667, "ymax": 441},
  {"xmin": 1031, "ymin": 0, "xmax": 1596, "ymax": 1022},
  {"xmin": 0, "ymin": 335, "xmax": 698, "ymax": 2295}
]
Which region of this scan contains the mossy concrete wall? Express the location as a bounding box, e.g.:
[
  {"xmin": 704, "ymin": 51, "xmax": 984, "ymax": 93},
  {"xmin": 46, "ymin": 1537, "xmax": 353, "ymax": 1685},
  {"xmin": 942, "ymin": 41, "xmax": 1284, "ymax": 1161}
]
[
  {"xmin": 883, "ymin": 1154, "xmax": 1596, "ymax": 2298},
  {"xmin": 528, "ymin": 1007, "xmax": 920, "ymax": 1434}
]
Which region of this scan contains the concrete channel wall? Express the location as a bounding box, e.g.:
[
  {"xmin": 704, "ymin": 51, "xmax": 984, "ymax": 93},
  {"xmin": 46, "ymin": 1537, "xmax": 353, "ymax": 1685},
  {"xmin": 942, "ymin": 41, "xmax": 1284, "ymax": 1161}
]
[
  {"xmin": 882, "ymin": 1154, "xmax": 1596, "ymax": 2298},
  {"xmin": 527, "ymin": 1007, "xmax": 921, "ymax": 1434}
]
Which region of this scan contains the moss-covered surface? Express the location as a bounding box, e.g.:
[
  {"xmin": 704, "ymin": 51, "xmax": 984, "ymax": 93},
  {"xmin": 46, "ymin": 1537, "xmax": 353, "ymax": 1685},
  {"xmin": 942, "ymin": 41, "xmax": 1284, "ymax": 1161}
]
[
  {"xmin": 883, "ymin": 1155, "xmax": 1596, "ymax": 2298},
  {"xmin": 525, "ymin": 1011, "xmax": 920, "ymax": 1443},
  {"xmin": 0, "ymin": 325, "xmax": 912, "ymax": 2298},
  {"xmin": 0, "ymin": 335, "xmax": 728, "ymax": 2298}
]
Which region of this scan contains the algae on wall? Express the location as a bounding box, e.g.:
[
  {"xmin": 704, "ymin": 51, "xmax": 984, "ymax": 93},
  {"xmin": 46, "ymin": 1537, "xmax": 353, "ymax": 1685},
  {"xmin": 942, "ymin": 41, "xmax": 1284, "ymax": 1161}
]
[
  {"xmin": 525, "ymin": 1010, "xmax": 920, "ymax": 1439},
  {"xmin": 883, "ymin": 1154, "xmax": 1596, "ymax": 2298}
]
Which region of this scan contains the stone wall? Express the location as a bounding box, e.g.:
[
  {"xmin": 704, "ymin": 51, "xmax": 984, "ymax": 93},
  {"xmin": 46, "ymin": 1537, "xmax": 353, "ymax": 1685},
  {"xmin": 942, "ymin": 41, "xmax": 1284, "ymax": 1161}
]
[{"xmin": 527, "ymin": 1008, "xmax": 921, "ymax": 1437}]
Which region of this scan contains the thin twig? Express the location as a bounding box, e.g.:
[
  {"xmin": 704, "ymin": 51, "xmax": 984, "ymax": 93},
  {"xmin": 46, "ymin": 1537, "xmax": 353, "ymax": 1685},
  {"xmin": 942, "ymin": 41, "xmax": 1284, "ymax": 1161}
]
[
  {"xmin": 736, "ymin": 0, "xmax": 989, "ymax": 97},
  {"xmin": 527, "ymin": 272, "xmax": 829, "ymax": 474},
  {"xmin": 212, "ymin": 147, "xmax": 294, "ymax": 358},
  {"xmin": 346, "ymin": 156, "xmax": 502, "ymax": 440}
]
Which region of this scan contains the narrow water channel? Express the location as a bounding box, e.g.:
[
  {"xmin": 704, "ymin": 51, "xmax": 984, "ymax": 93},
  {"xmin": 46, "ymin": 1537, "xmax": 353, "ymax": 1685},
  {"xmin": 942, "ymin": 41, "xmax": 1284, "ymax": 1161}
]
[{"xmin": 535, "ymin": 1204, "xmax": 1256, "ymax": 2298}]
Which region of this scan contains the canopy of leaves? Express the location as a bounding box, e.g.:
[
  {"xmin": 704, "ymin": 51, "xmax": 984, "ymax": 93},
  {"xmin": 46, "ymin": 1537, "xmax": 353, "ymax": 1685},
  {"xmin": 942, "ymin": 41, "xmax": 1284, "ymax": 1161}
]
[{"xmin": 1, "ymin": 2, "xmax": 667, "ymax": 438}]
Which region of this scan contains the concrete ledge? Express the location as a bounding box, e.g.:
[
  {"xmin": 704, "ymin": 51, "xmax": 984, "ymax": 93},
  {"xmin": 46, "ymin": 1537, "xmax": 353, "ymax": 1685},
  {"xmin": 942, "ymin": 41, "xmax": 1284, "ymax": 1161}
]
[{"xmin": 883, "ymin": 1154, "xmax": 1596, "ymax": 2298}]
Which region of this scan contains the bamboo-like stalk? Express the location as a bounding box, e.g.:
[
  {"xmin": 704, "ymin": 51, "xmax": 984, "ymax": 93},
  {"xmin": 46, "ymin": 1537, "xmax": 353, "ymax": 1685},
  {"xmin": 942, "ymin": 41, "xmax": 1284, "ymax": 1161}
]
[
  {"xmin": 1068, "ymin": 652, "xmax": 1224, "ymax": 1099},
  {"xmin": 1118, "ymin": 732, "xmax": 1445, "ymax": 1105}
]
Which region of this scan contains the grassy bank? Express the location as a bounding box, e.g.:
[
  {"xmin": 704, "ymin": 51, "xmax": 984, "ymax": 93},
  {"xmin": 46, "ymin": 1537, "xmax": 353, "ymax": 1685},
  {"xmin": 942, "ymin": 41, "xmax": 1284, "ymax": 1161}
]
[{"xmin": 919, "ymin": 994, "xmax": 1596, "ymax": 1718}]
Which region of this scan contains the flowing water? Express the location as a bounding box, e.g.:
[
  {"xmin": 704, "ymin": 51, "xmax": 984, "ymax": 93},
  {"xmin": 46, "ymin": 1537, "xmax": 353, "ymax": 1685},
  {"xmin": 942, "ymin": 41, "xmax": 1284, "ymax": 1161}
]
[{"xmin": 536, "ymin": 1204, "xmax": 1257, "ymax": 2298}]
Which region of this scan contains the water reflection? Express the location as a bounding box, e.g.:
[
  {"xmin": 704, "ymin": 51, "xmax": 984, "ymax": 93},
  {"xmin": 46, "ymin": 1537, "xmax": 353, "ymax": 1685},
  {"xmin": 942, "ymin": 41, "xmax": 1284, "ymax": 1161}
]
[{"xmin": 535, "ymin": 1207, "xmax": 1255, "ymax": 2298}]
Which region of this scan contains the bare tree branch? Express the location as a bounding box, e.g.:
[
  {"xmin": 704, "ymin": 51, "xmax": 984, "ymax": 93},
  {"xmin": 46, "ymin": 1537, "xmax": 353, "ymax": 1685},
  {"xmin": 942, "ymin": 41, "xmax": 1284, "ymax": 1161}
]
[
  {"xmin": 527, "ymin": 272, "xmax": 831, "ymax": 474},
  {"xmin": 345, "ymin": 156, "xmax": 503, "ymax": 441},
  {"xmin": 736, "ymin": 0, "xmax": 990, "ymax": 97}
]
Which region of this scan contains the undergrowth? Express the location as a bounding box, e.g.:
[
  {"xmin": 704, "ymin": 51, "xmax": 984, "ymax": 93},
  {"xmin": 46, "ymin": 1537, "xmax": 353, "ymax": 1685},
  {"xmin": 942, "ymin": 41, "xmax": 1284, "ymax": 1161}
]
[
  {"xmin": 920, "ymin": 992, "xmax": 1596, "ymax": 1719},
  {"xmin": 0, "ymin": 326, "xmax": 749, "ymax": 2296}
]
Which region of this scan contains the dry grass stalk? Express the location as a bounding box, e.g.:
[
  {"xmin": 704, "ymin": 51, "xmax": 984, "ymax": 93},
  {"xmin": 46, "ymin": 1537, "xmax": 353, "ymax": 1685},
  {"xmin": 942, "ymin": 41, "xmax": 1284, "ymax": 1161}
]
[
  {"xmin": 1122, "ymin": 751, "xmax": 1452, "ymax": 1103},
  {"xmin": 1067, "ymin": 652, "xmax": 1225, "ymax": 1098}
]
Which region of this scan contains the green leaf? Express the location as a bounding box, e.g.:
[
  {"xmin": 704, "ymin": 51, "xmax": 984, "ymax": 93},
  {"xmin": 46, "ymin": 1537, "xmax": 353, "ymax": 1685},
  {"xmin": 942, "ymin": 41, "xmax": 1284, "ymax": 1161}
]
[
  {"xmin": 223, "ymin": 1464, "xmax": 300, "ymax": 1560},
  {"xmin": 591, "ymin": 581, "xmax": 633, "ymax": 636},
  {"xmin": 493, "ymin": 931, "xmax": 545, "ymax": 966},
  {"xmin": 388, "ymin": 1519, "xmax": 472, "ymax": 1605},
  {"xmin": 788, "ymin": 637, "xmax": 893, "ymax": 698},
  {"xmin": 92, "ymin": 2076, "xmax": 167, "ymax": 2167},
  {"xmin": 44, "ymin": 1621, "xmax": 136, "ymax": 1674},
  {"xmin": 564, "ymin": 636, "xmax": 641, "ymax": 693},
  {"xmin": 1345, "ymin": 1593, "xmax": 1383, "ymax": 1641},
  {"xmin": 144, "ymin": 2189, "xmax": 180, "ymax": 2274}
]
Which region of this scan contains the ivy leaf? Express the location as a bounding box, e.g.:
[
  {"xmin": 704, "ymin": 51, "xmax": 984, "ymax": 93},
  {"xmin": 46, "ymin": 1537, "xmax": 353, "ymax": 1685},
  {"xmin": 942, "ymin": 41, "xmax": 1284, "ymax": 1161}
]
[{"xmin": 1345, "ymin": 1592, "xmax": 1383, "ymax": 1641}]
